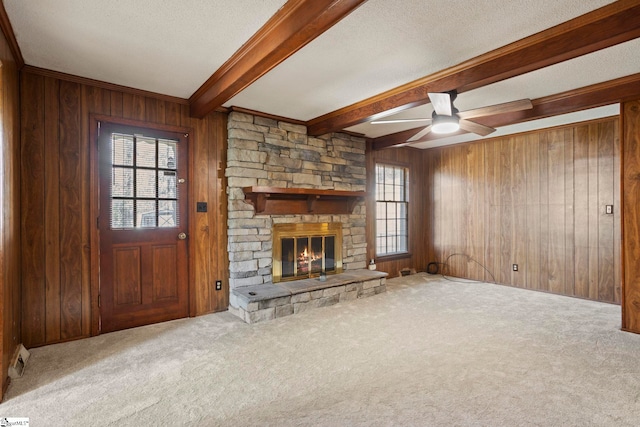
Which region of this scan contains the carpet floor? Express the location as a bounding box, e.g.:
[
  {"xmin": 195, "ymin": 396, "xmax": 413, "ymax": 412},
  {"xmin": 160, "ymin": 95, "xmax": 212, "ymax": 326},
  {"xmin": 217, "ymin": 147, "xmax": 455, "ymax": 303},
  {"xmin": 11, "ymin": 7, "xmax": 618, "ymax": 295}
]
[{"xmin": 2, "ymin": 273, "xmax": 640, "ymax": 426}]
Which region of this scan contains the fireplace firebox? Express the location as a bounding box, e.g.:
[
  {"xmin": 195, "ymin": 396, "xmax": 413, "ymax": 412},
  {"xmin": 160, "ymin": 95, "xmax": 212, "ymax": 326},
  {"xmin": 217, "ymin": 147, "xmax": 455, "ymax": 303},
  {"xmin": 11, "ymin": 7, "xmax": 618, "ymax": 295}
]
[{"xmin": 272, "ymin": 223, "xmax": 343, "ymax": 282}]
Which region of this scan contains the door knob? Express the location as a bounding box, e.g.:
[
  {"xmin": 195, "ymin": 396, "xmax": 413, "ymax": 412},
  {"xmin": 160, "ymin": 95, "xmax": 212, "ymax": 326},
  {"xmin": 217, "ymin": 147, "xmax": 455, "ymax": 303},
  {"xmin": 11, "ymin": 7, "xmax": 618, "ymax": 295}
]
[{"xmin": 177, "ymin": 232, "xmax": 187, "ymax": 240}]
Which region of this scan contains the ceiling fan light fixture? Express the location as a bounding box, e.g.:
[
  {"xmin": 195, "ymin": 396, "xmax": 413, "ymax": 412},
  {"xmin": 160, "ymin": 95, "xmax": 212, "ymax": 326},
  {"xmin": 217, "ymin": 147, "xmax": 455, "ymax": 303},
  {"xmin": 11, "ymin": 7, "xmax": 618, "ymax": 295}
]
[{"xmin": 431, "ymin": 114, "xmax": 460, "ymax": 134}]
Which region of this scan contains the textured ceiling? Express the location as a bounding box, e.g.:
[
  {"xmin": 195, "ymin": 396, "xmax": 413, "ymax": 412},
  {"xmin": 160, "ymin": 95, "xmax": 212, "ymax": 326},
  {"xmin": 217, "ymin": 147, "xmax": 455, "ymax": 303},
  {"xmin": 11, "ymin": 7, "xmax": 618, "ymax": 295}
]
[
  {"xmin": 226, "ymin": 0, "xmax": 614, "ymax": 120},
  {"xmin": 4, "ymin": 0, "xmax": 287, "ymax": 97},
  {"xmin": 4, "ymin": 0, "xmax": 631, "ymax": 147}
]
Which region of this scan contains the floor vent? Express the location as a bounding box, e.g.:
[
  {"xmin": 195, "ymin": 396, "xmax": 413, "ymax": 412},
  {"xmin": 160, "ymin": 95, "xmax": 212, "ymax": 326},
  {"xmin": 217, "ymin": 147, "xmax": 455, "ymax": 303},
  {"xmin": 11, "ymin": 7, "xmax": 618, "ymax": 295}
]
[{"xmin": 8, "ymin": 344, "xmax": 30, "ymax": 378}]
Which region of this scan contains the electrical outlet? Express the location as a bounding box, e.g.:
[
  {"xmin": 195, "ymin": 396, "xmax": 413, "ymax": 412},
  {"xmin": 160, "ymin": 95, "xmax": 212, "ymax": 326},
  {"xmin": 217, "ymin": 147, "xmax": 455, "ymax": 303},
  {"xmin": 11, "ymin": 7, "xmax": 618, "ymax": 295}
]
[
  {"xmin": 197, "ymin": 202, "xmax": 208, "ymax": 212},
  {"xmin": 606, "ymin": 205, "xmax": 613, "ymax": 214},
  {"xmin": 215, "ymin": 280, "xmax": 222, "ymax": 291},
  {"xmin": 512, "ymin": 264, "xmax": 518, "ymax": 272}
]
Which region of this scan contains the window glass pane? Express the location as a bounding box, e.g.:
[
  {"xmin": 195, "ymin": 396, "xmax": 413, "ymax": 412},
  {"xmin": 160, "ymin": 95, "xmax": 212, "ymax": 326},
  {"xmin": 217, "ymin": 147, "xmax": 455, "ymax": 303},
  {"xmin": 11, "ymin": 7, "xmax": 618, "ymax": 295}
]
[
  {"xmin": 387, "ymin": 235, "xmax": 396, "ymax": 253},
  {"xmin": 112, "ymin": 167, "xmax": 133, "ymax": 197},
  {"xmin": 387, "ymin": 217, "xmax": 397, "ymax": 235},
  {"xmin": 137, "ymin": 200, "xmax": 156, "ymax": 227},
  {"xmin": 112, "ymin": 134, "xmax": 133, "ymax": 166},
  {"xmin": 376, "ymin": 237, "xmax": 384, "ymax": 255},
  {"xmin": 404, "ymin": 170, "xmax": 409, "ymax": 202},
  {"xmin": 376, "ymin": 219, "xmax": 386, "ymax": 237},
  {"xmin": 394, "ymin": 168, "xmax": 403, "ymax": 185},
  {"xmin": 136, "ymin": 137, "xmax": 156, "ymax": 167},
  {"xmin": 111, "ymin": 199, "xmax": 133, "ymax": 228},
  {"xmin": 398, "ymin": 218, "xmax": 407, "ymax": 236},
  {"xmin": 158, "ymin": 139, "xmax": 177, "ymax": 169},
  {"xmin": 399, "ymin": 203, "xmax": 407, "ymax": 220},
  {"xmin": 399, "ymin": 235, "xmax": 408, "ymax": 252},
  {"xmin": 384, "ymin": 184, "xmax": 394, "ymax": 201},
  {"xmin": 136, "ymin": 169, "xmax": 156, "ymax": 198},
  {"xmin": 387, "ymin": 203, "xmax": 396, "ymax": 220},
  {"xmin": 385, "ymin": 166, "xmax": 394, "ymax": 185},
  {"xmin": 158, "ymin": 200, "xmax": 177, "ymax": 228},
  {"xmin": 158, "ymin": 170, "xmax": 177, "ymax": 199}
]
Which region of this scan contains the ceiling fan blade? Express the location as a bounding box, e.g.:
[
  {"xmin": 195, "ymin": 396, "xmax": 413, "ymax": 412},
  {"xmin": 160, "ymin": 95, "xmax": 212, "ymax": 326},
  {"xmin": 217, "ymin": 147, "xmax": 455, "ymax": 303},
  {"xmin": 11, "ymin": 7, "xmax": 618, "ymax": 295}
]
[
  {"xmin": 371, "ymin": 118, "xmax": 432, "ymax": 125},
  {"xmin": 459, "ymin": 119, "xmax": 495, "ymax": 136},
  {"xmin": 391, "ymin": 141, "xmax": 417, "ymax": 148},
  {"xmin": 458, "ymin": 99, "xmax": 533, "ymax": 119},
  {"xmin": 407, "ymin": 125, "xmax": 433, "ymax": 142},
  {"xmin": 428, "ymin": 92, "xmax": 452, "ymax": 116}
]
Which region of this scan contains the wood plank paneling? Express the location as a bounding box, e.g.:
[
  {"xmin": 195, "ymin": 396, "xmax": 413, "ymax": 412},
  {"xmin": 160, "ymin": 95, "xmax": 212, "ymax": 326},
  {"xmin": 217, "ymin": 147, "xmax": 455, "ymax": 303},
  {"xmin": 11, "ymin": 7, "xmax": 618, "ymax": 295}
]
[
  {"xmin": 424, "ymin": 117, "xmax": 621, "ymax": 304},
  {"xmin": 20, "ymin": 69, "xmax": 229, "ymax": 348},
  {"xmin": 44, "ymin": 76, "xmax": 61, "ymax": 342},
  {"xmin": 524, "ymin": 133, "xmax": 541, "ymax": 290},
  {"xmin": 59, "ymin": 80, "xmax": 84, "ymax": 340},
  {"xmin": 0, "ymin": 27, "xmax": 22, "ymax": 401},
  {"xmin": 20, "ymin": 72, "xmax": 46, "ymax": 347},
  {"xmin": 622, "ymin": 100, "xmax": 640, "ymax": 333},
  {"xmin": 573, "ymin": 124, "xmax": 590, "ymax": 299}
]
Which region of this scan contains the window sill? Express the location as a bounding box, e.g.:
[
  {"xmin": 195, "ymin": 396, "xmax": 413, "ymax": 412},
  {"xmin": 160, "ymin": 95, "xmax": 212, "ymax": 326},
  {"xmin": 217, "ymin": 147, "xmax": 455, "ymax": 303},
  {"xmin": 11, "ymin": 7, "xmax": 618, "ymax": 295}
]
[{"xmin": 375, "ymin": 252, "xmax": 412, "ymax": 262}]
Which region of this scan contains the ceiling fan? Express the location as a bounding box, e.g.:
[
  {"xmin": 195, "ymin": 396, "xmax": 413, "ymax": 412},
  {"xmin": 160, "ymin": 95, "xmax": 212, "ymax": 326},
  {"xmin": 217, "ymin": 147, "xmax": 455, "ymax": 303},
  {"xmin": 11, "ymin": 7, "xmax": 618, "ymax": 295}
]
[{"xmin": 372, "ymin": 90, "xmax": 533, "ymax": 143}]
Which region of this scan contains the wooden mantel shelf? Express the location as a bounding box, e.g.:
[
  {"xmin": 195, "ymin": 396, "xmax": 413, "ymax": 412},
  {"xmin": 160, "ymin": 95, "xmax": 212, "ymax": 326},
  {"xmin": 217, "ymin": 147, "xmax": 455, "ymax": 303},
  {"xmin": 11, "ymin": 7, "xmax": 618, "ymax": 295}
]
[{"xmin": 242, "ymin": 186, "xmax": 366, "ymax": 215}]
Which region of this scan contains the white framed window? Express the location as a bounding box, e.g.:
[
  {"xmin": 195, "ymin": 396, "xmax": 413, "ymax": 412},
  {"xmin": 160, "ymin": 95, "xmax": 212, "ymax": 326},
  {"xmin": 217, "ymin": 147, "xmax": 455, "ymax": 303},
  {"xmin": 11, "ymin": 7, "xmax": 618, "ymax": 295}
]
[{"xmin": 375, "ymin": 163, "xmax": 409, "ymax": 256}]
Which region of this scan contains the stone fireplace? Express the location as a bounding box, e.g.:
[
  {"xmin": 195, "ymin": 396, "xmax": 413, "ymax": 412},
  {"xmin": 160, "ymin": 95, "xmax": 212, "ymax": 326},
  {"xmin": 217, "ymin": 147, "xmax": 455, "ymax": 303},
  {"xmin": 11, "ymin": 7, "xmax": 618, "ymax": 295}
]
[
  {"xmin": 225, "ymin": 111, "xmax": 368, "ymax": 292},
  {"xmin": 272, "ymin": 222, "xmax": 343, "ymax": 282}
]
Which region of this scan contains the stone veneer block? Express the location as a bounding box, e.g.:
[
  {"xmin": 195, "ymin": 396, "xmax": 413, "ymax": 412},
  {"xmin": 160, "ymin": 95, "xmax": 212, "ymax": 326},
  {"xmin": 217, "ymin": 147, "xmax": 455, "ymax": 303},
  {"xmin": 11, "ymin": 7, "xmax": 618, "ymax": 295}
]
[
  {"xmin": 340, "ymin": 290, "xmax": 358, "ymax": 302},
  {"xmin": 259, "ymin": 295, "xmax": 291, "ymax": 310},
  {"xmin": 248, "ymin": 308, "xmax": 276, "ymax": 323},
  {"xmin": 276, "ymin": 305, "xmax": 294, "ymax": 318},
  {"xmin": 291, "ymin": 293, "xmax": 311, "ymax": 304},
  {"xmin": 317, "ymin": 294, "xmax": 341, "ymax": 307}
]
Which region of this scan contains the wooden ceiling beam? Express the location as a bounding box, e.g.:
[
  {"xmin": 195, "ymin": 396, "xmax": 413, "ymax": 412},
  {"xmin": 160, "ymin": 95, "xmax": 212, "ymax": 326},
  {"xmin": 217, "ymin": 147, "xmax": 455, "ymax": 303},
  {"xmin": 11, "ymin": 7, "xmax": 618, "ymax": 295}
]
[
  {"xmin": 189, "ymin": 0, "xmax": 367, "ymax": 118},
  {"xmin": 372, "ymin": 73, "xmax": 640, "ymax": 150},
  {"xmin": 308, "ymin": 0, "xmax": 640, "ymax": 136}
]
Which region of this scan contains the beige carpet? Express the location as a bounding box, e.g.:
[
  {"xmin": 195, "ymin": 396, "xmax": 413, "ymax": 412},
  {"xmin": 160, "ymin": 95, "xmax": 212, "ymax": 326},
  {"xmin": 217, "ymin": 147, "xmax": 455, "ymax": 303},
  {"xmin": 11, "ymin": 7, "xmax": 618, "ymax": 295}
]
[{"xmin": 2, "ymin": 273, "xmax": 640, "ymax": 426}]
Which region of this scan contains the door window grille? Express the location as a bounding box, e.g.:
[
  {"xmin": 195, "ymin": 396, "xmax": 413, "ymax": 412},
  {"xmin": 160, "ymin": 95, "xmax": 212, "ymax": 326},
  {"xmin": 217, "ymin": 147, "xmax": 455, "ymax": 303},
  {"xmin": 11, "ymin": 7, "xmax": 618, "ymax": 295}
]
[{"xmin": 110, "ymin": 133, "xmax": 179, "ymax": 229}]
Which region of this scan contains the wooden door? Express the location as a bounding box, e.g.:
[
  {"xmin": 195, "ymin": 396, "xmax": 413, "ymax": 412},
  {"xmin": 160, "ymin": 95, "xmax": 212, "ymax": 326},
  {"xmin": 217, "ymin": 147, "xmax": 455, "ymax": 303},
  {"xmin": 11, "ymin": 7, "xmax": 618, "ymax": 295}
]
[{"xmin": 98, "ymin": 122, "xmax": 189, "ymax": 333}]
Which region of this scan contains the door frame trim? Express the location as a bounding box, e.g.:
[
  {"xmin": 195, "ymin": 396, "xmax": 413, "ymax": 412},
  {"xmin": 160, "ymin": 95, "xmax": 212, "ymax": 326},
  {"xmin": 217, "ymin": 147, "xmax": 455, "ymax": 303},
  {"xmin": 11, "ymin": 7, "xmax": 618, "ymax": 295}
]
[{"xmin": 89, "ymin": 114, "xmax": 195, "ymax": 336}]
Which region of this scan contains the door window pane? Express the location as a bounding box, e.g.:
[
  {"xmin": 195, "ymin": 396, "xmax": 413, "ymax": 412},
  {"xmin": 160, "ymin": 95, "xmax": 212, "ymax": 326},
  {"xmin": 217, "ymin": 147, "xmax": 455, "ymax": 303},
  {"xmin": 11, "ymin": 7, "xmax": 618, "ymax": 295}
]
[{"xmin": 136, "ymin": 137, "xmax": 156, "ymax": 167}]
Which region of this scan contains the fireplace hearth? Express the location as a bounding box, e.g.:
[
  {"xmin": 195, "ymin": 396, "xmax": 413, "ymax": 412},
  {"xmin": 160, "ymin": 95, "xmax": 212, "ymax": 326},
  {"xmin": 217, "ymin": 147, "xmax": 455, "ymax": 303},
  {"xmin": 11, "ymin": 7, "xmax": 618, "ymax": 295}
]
[{"xmin": 273, "ymin": 223, "xmax": 343, "ymax": 282}]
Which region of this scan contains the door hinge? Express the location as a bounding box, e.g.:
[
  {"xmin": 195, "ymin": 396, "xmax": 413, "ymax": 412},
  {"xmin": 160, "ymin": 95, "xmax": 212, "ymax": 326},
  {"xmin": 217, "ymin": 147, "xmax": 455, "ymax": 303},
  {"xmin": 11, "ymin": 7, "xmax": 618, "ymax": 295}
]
[
  {"xmin": 98, "ymin": 294, "xmax": 101, "ymax": 308},
  {"xmin": 96, "ymin": 216, "xmax": 100, "ymax": 229}
]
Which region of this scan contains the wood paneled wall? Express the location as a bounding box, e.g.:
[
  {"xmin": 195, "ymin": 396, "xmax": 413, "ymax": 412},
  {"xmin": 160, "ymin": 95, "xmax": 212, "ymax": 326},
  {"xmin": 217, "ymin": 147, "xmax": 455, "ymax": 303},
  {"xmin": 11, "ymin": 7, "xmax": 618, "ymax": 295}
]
[
  {"xmin": 366, "ymin": 143, "xmax": 428, "ymax": 278},
  {"xmin": 0, "ymin": 27, "xmax": 21, "ymax": 402},
  {"xmin": 423, "ymin": 117, "xmax": 621, "ymax": 304},
  {"xmin": 622, "ymin": 100, "xmax": 640, "ymax": 333},
  {"xmin": 20, "ymin": 69, "xmax": 228, "ymax": 348}
]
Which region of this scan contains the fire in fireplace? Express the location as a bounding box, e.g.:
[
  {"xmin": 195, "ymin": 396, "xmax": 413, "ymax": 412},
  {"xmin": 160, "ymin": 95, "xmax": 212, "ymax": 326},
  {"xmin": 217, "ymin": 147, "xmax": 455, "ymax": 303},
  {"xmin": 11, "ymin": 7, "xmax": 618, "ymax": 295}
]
[{"xmin": 273, "ymin": 223, "xmax": 343, "ymax": 282}]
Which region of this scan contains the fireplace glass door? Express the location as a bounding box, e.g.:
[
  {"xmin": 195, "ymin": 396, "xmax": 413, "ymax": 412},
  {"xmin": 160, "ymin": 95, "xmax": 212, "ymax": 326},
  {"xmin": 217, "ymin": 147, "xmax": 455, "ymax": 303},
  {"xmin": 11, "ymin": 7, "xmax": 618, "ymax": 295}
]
[
  {"xmin": 273, "ymin": 223, "xmax": 342, "ymax": 282},
  {"xmin": 281, "ymin": 236, "xmax": 336, "ymax": 279}
]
